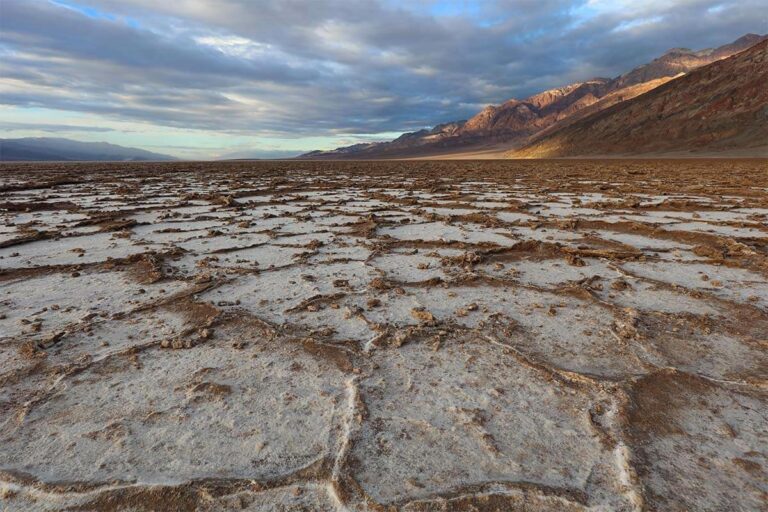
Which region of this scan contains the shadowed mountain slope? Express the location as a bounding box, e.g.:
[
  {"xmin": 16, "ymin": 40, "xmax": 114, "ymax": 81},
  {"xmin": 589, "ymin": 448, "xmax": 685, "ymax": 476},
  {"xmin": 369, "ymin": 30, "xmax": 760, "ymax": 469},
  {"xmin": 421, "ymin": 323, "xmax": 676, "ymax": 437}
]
[
  {"xmin": 0, "ymin": 138, "xmax": 177, "ymax": 162},
  {"xmin": 513, "ymin": 39, "xmax": 768, "ymax": 158}
]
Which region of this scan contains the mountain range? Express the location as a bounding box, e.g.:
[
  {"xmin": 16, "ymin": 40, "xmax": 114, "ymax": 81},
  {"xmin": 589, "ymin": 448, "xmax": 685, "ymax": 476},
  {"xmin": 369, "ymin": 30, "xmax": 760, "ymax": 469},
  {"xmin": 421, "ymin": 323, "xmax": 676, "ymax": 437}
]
[
  {"xmin": 516, "ymin": 38, "xmax": 768, "ymax": 158},
  {"xmin": 301, "ymin": 33, "xmax": 768, "ymax": 159},
  {"xmin": 0, "ymin": 138, "xmax": 176, "ymax": 162}
]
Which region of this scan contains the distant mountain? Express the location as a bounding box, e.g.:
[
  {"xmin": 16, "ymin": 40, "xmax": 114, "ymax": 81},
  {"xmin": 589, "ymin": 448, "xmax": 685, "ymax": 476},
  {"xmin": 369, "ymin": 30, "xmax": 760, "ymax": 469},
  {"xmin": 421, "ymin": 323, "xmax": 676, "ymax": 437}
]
[
  {"xmin": 301, "ymin": 33, "xmax": 767, "ymax": 159},
  {"xmin": 0, "ymin": 137, "xmax": 177, "ymax": 161},
  {"xmin": 512, "ymin": 39, "xmax": 768, "ymax": 158},
  {"xmin": 301, "ymin": 142, "xmax": 385, "ymax": 158}
]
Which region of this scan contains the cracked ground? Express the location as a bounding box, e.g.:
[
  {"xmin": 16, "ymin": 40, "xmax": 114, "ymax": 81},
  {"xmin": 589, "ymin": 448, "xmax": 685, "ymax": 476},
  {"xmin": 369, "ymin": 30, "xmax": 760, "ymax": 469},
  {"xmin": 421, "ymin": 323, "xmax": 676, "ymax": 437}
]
[{"xmin": 0, "ymin": 159, "xmax": 766, "ymax": 512}]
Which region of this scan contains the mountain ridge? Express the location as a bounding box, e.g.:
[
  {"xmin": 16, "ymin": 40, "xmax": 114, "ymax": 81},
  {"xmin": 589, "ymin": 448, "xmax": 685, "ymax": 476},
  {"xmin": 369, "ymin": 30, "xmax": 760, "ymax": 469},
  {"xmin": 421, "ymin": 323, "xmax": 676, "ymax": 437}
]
[
  {"xmin": 0, "ymin": 137, "xmax": 177, "ymax": 162},
  {"xmin": 301, "ymin": 33, "xmax": 767, "ymax": 159},
  {"xmin": 511, "ymin": 39, "xmax": 768, "ymax": 158}
]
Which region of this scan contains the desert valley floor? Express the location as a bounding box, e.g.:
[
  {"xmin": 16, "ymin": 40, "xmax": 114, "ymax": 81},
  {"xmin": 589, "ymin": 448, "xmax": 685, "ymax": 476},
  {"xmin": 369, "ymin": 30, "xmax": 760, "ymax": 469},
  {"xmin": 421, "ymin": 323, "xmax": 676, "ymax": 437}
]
[{"xmin": 0, "ymin": 160, "xmax": 766, "ymax": 511}]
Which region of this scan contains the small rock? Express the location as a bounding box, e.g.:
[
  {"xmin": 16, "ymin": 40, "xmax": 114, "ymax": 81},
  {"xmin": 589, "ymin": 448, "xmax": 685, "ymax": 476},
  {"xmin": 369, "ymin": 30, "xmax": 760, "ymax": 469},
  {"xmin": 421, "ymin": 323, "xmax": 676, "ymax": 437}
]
[{"xmin": 410, "ymin": 308, "xmax": 435, "ymax": 323}]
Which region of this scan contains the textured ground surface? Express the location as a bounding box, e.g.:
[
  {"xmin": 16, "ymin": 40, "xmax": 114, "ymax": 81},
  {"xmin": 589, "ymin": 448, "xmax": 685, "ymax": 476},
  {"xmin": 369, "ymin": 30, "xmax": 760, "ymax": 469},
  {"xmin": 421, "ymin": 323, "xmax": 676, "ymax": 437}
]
[{"xmin": 0, "ymin": 160, "xmax": 766, "ymax": 511}]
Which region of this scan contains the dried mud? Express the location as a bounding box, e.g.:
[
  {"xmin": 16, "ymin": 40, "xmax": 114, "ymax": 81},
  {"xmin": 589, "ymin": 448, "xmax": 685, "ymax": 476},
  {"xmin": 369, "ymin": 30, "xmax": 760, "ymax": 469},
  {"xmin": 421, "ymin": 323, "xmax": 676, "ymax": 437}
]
[{"xmin": 0, "ymin": 159, "xmax": 767, "ymax": 511}]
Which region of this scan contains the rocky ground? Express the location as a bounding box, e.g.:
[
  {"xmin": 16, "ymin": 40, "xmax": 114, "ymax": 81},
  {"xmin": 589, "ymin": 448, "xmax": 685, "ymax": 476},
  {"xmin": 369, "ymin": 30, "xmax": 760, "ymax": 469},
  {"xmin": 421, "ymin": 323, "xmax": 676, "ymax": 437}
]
[{"xmin": 0, "ymin": 160, "xmax": 766, "ymax": 512}]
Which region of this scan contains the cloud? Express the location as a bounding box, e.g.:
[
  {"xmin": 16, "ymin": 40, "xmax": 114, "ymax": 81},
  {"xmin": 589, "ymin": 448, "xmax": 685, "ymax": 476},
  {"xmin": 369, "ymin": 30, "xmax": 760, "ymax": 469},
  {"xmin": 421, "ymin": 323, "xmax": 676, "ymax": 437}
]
[
  {"xmin": 1, "ymin": 0, "xmax": 765, "ymax": 148},
  {"xmin": 0, "ymin": 120, "xmax": 116, "ymax": 133}
]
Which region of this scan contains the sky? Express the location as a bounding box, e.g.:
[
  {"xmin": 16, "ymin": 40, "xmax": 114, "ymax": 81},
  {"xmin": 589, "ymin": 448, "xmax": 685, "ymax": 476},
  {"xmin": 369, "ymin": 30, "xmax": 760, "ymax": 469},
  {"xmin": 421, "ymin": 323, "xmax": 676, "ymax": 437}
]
[{"xmin": 1, "ymin": 0, "xmax": 766, "ymax": 159}]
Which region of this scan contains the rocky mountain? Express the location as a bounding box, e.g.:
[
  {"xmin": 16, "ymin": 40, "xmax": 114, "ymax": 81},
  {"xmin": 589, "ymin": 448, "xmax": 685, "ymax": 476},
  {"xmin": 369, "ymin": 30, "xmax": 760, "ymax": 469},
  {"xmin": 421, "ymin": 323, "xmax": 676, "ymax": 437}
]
[
  {"xmin": 302, "ymin": 34, "xmax": 767, "ymax": 159},
  {"xmin": 301, "ymin": 121, "xmax": 470, "ymax": 159},
  {"xmin": 301, "ymin": 142, "xmax": 383, "ymax": 159},
  {"xmin": 609, "ymin": 33, "xmax": 766, "ymax": 90},
  {"xmin": 521, "ymin": 76, "xmax": 678, "ymax": 143},
  {"xmin": 0, "ymin": 137, "xmax": 177, "ymax": 162},
  {"xmin": 512, "ymin": 39, "xmax": 768, "ymax": 158}
]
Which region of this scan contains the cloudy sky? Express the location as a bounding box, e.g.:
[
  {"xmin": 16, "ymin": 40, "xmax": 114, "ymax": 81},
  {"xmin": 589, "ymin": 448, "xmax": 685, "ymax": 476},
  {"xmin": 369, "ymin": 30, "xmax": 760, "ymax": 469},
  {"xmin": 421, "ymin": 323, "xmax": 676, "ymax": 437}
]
[{"xmin": 1, "ymin": 0, "xmax": 765, "ymax": 158}]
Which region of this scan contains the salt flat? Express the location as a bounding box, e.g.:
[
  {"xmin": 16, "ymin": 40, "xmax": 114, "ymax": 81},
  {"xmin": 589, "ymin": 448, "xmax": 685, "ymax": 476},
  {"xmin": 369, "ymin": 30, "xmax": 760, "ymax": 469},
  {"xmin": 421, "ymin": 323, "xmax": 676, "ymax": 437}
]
[{"xmin": 0, "ymin": 160, "xmax": 766, "ymax": 511}]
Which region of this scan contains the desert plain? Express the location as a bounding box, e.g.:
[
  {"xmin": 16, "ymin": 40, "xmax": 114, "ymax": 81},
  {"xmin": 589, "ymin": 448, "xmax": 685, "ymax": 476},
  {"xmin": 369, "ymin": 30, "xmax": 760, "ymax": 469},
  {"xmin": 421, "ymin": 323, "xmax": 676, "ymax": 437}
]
[{"xmin": 0, "ymin": 159, "xmax": 767, "ymax": 511}]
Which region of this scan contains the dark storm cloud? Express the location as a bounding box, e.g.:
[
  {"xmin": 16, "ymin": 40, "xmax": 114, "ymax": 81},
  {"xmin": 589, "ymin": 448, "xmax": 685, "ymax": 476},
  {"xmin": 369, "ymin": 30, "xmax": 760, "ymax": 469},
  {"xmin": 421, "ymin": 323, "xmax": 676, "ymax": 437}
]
[{"xmin": 1, "ymin": 0, "xmax": 765, "ymax": 137}]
